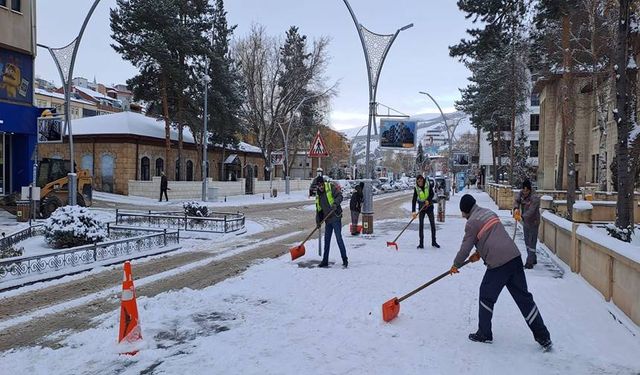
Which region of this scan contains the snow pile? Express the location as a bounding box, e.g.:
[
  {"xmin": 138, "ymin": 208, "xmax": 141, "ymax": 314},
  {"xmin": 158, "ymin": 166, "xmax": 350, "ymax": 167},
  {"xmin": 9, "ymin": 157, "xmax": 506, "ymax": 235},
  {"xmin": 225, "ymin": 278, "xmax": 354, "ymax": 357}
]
[
  {"xmin": 573, "ymin": 201, "xmax": 593, "ymax": 211},
  {"xmin": 540, "ymin": 195, "xmax": 553, "ymax": 201},
  {"xmin": 44, "ymin": 206, "xmax": 107, "ymax": 249},
  {"xmin": 183, "ymin": 201, "xmax": 209, "ymax": 218}
]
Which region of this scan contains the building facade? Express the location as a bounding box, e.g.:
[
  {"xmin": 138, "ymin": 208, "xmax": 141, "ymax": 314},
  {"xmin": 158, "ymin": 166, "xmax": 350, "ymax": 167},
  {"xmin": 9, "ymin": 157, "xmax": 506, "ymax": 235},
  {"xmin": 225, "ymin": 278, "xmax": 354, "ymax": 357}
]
[
  {"xmin": 0, "ymin": 0, "xmax": 38, "ymax": 195},
  {"xmin": 535, "ymin": 74, "xmax": 620, "ymax": 191},
  {"xmin": 37, "ymin": 112, "xmax": 266, "ymax": 195}
]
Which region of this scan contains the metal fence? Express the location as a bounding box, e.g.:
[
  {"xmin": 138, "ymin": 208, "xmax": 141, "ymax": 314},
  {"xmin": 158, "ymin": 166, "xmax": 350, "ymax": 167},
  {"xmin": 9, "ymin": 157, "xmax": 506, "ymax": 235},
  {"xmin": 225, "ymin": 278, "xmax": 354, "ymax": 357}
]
[
  {"xmin": 115, "ymin": 209, "xmax": 245, "ymax": 233},
  {"xmin": 0, "ymin": 225, "xmax": 45, "ymax": 252},
  {"xmin": 0, "ymin": 227, "xmax": 179, "ymax": 284}
]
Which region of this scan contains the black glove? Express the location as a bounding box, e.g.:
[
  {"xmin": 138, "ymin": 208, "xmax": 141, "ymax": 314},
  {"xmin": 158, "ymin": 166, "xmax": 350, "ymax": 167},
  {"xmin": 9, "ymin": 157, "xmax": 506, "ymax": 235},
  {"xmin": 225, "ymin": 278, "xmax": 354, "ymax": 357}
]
[{"xmin": 331, "ymin": 203, "xmax": 339, "ymax": 212}]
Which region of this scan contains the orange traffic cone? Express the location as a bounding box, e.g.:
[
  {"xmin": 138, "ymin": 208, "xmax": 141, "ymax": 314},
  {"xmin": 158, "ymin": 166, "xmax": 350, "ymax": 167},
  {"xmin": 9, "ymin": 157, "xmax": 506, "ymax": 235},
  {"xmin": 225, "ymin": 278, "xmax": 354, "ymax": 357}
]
[{"xmin": 118, "ymin": 261, "xmax": 142, "ymax": 355}]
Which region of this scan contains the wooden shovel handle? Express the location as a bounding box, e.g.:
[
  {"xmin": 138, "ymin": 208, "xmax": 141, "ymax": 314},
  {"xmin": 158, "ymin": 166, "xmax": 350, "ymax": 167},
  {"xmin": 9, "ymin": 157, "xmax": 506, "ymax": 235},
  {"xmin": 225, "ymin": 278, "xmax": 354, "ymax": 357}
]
[
  {"xmin": 397, "ymin": 259, "xmax": 472, "ymax": 303},
  {"xmin": 300, "ymin": 208, "xmax": 336, "ymax": 246},
  {"xmin": 392, "ymin": 202, "xmax": 430, "ymax": 243}
]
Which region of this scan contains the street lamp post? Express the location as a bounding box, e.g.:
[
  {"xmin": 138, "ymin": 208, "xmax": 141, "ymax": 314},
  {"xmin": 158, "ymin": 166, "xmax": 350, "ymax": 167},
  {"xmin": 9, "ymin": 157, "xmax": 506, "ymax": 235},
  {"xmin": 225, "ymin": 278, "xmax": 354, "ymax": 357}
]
[
  {"xmin": 37, "ymin": 0, "xmax": 102, "ymax": 206},
  {"xmin": 419, "ymin": 91, "xmax": 454, "ymax": 187},
  {"xmin": 201, "ymin": 60, "xmax": 211, "ymax": 201},
  {"xmin": 349, "ymin": 124, "xmax": 368, "ymax": 178},
  {"xmin": 342, "ymin": 0, "xmax": 413, "ymax": 234}
]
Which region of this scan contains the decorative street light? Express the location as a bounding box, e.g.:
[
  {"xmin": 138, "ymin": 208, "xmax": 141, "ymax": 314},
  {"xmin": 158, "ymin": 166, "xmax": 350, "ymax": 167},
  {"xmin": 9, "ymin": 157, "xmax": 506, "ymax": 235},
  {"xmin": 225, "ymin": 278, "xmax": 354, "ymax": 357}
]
[
  {"xmin": 349, "ymin": 123, "xmax": 368, "ymax": 178},
  {"xmin": 341, "ymin": 0, "xmax": 413, "ymax": 234},
  {"xmin": 37, "ymin": 0, "xmax": 102, "ymax": 206},
  {"xmin": 419, "ymin": 91, "xmax": 454, "ymax": 184}
]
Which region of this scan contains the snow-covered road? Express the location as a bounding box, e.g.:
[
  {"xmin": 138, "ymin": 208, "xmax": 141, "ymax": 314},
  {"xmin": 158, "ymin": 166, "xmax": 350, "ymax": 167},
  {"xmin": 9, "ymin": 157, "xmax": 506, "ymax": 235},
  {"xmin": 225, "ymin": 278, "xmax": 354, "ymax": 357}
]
[{"xmin": 1, "ymin": 190, "xmax": 639, "ymax": 374}]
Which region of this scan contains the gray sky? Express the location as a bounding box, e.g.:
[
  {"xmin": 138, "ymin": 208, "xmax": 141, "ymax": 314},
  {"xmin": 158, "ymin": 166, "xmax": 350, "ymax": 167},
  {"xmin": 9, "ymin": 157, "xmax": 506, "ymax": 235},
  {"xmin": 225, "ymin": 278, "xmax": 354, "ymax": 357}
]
[{"xmin": 35, "ymin": 0, "xmax": 473, "ymax": 131}]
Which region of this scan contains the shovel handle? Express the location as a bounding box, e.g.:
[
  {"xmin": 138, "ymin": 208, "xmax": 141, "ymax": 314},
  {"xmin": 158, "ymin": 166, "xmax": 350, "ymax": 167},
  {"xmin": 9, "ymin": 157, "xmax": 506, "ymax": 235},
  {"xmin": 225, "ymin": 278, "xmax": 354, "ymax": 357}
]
[
  {"xmin": 397, "ymin": 259, "xmax": 472, "ymax": 303},
  {"xmin": 300, "ymin": 208, "xmax": 336, "ymax": 246},
  {"xmin": 392, "ymin": 202, "xmax": 429, "ymax": 243}
]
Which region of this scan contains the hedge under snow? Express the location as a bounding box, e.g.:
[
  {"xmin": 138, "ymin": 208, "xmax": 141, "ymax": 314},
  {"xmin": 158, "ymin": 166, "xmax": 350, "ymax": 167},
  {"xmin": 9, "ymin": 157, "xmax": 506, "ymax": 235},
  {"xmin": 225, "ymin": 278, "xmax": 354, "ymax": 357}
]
[{"xmin": 44, "ymin": 205, "xmax": 107, "ymax": 249}]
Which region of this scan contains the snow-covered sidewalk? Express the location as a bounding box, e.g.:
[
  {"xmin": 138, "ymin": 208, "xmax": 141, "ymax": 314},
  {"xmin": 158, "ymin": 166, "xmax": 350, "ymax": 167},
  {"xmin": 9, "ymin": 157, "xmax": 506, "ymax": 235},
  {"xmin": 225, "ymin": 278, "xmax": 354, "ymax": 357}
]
[{"xmin": 1, "ymin": 190, "xmax": 639, "ymax": 374}]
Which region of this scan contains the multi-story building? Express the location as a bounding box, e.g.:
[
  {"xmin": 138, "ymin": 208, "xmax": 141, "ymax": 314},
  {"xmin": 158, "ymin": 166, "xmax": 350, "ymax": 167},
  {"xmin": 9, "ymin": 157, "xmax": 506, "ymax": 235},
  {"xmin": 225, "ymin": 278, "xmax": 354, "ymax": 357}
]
[
  {"xmin": 0, "ymin": 0, "xmax": 38, "ymax": 195},
  {"xmin": 477, "ymin": 85, "xmax": 540, "ymax": 186},
  {"xmin": 35, "ymin": 88, "xmax": 98, "ymax": 119}
]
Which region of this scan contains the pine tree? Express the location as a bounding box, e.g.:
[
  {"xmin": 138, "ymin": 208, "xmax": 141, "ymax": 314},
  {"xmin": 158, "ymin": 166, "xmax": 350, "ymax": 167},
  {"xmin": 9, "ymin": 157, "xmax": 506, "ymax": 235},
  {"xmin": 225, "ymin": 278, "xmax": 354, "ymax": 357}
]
[
  {"xmin": 111, "ymin": 0, "xmax": 213, "ymax": 180},
  {"xmin": 512, "ymin": 127, "xmax": 531, "ymax": 188}
]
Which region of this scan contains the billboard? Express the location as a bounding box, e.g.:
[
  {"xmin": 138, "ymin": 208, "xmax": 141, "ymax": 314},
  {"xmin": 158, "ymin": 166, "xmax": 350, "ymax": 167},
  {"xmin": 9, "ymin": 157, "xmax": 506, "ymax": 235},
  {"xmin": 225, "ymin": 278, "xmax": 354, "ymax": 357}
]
[
  {"xmin": 379, "ymin": 119, "xmax": 417, "ymax": 149},
  {"xmin": 453, "ymin": 152, "xmax": 470, "ymax": 166},
  {"xmin": 37, "ymin": 115, "xmax": 64, "ymax": 143},
  {"xmin": 0, "ymin": 48, "xmax": 33, "ymax": 105}
]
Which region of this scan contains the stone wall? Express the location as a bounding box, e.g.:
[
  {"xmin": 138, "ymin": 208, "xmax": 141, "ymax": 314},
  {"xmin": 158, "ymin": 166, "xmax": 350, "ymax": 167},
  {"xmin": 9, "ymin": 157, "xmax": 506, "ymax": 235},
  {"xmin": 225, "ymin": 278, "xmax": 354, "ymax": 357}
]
[{"xmin": 539, "ymin": 210, "xmax": 640, "ymax": 326}]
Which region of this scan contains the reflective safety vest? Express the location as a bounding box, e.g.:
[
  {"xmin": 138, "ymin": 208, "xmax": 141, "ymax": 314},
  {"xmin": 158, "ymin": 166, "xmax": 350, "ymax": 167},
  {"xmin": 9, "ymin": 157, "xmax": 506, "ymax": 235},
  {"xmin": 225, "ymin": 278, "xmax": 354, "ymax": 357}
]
[
  {"xmin": 415, "ymin": 185, "xmax": 429, "ymax": 202},
  {"xmin": 316, "ymin": 182, "xmax": 334, "ymax": 211}
]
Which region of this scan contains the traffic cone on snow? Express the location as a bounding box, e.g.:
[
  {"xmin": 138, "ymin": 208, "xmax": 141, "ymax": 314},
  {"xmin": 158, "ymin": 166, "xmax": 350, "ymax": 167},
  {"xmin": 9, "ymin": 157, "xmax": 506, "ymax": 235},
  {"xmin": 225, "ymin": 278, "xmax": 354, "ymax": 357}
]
[{"xmin": 118, "ymin": 261, "xmax": 142, "ymax": 355}]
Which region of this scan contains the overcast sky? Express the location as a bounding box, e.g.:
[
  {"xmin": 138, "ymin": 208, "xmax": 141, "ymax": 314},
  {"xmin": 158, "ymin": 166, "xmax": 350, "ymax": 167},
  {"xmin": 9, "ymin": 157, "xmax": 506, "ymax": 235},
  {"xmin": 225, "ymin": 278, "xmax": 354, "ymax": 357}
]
[{"xmin": 35, "ymin": 0, "xmax": 474, "ymax": 131}]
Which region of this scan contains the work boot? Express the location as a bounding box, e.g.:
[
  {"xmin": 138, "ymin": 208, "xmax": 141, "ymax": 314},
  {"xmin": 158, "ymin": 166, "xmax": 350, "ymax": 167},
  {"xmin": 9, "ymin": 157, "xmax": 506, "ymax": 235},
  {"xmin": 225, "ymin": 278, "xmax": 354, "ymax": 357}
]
[
  {"xmin": 317, "ymin": 262, "xmax": 329, "ymax": 268},
  {"xmin": 417, "ymin": 243, "xmax": 424, "ymax": 249},
  {"xmin": 342, "ymin": 259, "xmax": 348, "ymax": 268},
  {"xmin": 468, "ymin": 331, "xmax": 493, "ymax": 343},
  {"xmin": 525, "ymin": 250, "xmax": 537, "ymax": 269},
  {"xmin": 432, "ymin": 241, "xmax": 440, "ymax": 248}
]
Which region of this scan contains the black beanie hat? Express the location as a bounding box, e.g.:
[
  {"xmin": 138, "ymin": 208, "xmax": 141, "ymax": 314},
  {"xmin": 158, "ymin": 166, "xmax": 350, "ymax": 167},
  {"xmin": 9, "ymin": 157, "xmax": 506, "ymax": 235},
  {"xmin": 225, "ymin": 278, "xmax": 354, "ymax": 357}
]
[{"xmin": 460, "ymin": 194, "xmax": 476, "ymax": 214}]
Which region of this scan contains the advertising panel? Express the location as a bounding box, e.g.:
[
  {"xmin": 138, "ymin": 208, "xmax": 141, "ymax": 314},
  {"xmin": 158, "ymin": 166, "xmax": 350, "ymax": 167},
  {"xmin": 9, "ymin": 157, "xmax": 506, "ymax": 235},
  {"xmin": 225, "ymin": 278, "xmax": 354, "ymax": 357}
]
[
  {"xmin": 379, "ymin": 119, "xmax": 417, "ymax": 149},
  {"xmin": 0, "ymin": 49, "xmax": 33, "ymax": 105}
]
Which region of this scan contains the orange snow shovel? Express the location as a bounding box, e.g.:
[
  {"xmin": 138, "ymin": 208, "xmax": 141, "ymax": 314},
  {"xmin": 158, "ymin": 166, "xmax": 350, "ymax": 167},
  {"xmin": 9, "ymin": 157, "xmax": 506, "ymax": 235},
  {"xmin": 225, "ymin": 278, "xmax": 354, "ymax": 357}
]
[
  {"xmin": 290, "ymin": 208, "xmax": 336, "ymax": 261},
  {"xmin": 382, "ymin": 259, "xmax": 472, "ymax": 322},
  {"xmin": 386, "ymin": 202, "xmax": 429, "ymax": 250}
]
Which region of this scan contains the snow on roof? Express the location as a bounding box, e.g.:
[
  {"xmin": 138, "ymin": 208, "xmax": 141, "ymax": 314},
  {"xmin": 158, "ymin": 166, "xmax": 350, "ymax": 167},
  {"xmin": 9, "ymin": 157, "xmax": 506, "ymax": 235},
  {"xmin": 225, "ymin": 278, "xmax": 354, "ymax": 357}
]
[
  {"xmin": 236, "ymin": 142, "xmax": 262, "ymax": 153},
  {"xmin": 69, "ymin": 111, "xmax": 194, "ymax": 142},
  {"xmin": 224, "ymin": 154, "xmax": 239, "ymax": 164},
  {"xmin": 35, "ymin": 88, "xmax": 95, "ymax": 106},
  {"xmin": 68, "ymin": 112, "xmax": 262, "ymax": 153},
  {"xmin": 74, "ymin": 86, "xmax": 117, "ymax": 102}
]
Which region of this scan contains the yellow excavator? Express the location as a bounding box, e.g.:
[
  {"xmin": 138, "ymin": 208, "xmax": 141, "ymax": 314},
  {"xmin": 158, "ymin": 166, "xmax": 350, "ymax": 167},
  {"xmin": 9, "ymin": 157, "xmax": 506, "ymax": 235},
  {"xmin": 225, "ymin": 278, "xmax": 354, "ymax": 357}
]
[{"xmin": 36, "ymin": 158, "xmax": 93, "ymax": 218}]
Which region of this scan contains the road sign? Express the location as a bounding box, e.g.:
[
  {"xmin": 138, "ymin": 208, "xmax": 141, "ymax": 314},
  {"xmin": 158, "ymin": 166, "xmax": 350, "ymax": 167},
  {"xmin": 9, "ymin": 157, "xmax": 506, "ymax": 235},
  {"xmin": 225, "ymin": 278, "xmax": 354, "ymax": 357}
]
[
  {"xmin": 309, "ymin": 131, "xmax": 329, "ymax": 157},
  {"xmin": 270, "ymin": 152, "xmax": 284, "ymax": 166}
]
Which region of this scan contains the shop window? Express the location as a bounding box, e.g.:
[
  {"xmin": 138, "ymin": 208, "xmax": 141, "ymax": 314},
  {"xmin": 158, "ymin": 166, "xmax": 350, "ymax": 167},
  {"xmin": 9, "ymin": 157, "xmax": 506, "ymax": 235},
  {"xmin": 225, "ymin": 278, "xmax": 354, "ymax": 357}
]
[
  {"xmin": 140, "ymin": 157, "xmax": 150, "ymax": 181},
  {"xmin": 155, "ymin": 158, "xmax": 164, "ymax": 176},
  {"xmin": 0, "ymin": 1, "xmax": 6, "ymax": 8},
  {"xmin": 186, "ymin": 160, "xmax": 194, "ymax": 181},
  {"xmin": 175, "ymin": 159, "xmax": 181, "ymax": 180},
  {"xmin": 11, "ymin": 0, "xmax": 20, "ymax": 12}
]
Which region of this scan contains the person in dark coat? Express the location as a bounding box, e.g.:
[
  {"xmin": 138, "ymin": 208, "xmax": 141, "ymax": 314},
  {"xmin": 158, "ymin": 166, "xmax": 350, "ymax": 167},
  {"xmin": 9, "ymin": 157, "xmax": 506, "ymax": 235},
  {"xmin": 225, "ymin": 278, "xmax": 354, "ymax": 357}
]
[
  {"xmin": 349, "ymin": 182, "xmax": 364, "ymax": 235},
  {"xmin": 159, "ymin": 172, "xmax": 169, "ymax": 202},
  {"xmin": 412, "ymin": 175, "xmax": 440, "ymax": 249},
  {"xmin": 315, "ymin": 176, "xmax": 348, "ymax": 268},
  {"xmin": 513, "ymin": 179, "xmax": 541, "ymax": 269},
  {"xmin": 450, "ymin": 194, "xmax": 552, "ymax": 351}
]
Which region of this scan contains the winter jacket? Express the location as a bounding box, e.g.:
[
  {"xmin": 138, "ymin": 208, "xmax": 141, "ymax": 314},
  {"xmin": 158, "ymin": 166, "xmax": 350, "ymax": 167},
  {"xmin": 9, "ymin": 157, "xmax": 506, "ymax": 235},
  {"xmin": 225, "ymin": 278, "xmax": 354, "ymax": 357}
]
[
  {"xmin": 513, "ymin": 190, "xmax": 541, "ymax": 227},
  {"xmin": 350, "ymin": 186, "xmax": 363, "ymax": 212},
  {"xmin": 453, "ymin": 204, "xmax": 521, "ymax": 269},
  {"xmin": 160, "ymin": 175, "xmax": 168, "ymax": 190},
  {"xmin": 316, "ymin": 182, "xmax": 343, "ymax": 225},
  {"xmin": 411, "ymin": 180, "xmax": 435, "ymax": 212}
]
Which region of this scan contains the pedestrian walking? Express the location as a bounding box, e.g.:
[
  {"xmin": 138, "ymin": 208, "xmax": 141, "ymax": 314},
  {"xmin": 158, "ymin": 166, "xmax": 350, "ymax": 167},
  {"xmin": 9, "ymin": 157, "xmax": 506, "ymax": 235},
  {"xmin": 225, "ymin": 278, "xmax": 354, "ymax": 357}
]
[
  {"xmin": 513, "ymin": 179, "xmax": 541, "ymax": 269},
  {"xmin": 159, "ymin": 172, "xmax": 169, "ymax": 202},
  {"xmin": 315, "ymin": 176, "xmax": 348, "ymax": 268},
  {"xmin": 350, "ymin": 182, "xmax": 364, "ymax": 235},
  {"xmin": 411, "ymin": 175, "xmax": 439, "ymax": 249},
  {"xmin": 450, "ymin": 194, "xmax": 552, "ymax": 351}
]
